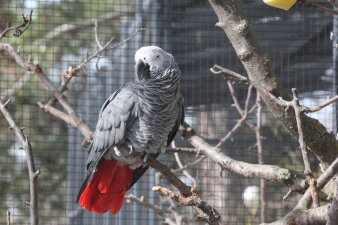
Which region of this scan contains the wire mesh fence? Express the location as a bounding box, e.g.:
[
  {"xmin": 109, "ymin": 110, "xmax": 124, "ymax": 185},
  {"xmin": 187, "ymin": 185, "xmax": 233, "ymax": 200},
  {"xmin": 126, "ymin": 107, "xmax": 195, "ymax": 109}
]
[{"xmin": 0, "ymin": 0, "xmax": 336, "ymax": 224}]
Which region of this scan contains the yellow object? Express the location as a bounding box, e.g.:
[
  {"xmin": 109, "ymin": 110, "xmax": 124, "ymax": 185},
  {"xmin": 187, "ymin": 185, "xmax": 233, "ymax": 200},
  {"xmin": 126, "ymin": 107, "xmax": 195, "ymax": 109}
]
[{"xmin": 263, "ymin": 0, "xmax": 297, "ymax": 10}]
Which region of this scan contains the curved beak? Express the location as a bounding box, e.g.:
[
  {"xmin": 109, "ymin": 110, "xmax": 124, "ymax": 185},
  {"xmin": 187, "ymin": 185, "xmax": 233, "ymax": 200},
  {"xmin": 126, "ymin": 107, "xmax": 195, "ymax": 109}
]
[{"xmin": 135, "ymin": 59, "xmax": 150, "ymax": 80}]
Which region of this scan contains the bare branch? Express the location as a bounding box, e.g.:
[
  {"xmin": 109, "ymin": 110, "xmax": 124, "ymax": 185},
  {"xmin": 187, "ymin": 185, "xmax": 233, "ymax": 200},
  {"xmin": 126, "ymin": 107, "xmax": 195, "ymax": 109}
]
[
  {"xmin": 94, "ymin": 21, "xmax": 103, "ymax": 49},
  {"xmin": 256, "ymin": 94, "xmax": 267, "ymax": 223},
  {"xmin": 172, "ymin": 156, "xmax": 207, "ymax": 174},
  {"xmin": 145, "ymin": 155, "xmax": 192, "ymax": 197},
  {"xmin": 165, "ymin": 147, "xmax": 204, "ymax": 154},
  {"xmin": 296, "ymin": 157, "xmax": 338, "ymax": 209},
  {"xmin": 0, "ymin": 43, "xmax": 94, "ymax": 144},
  {"xmin": 107, "ymin": 28, "xmax": 145, "ymax": 50},
  {"xmin": 0, "ymin": 98, "xmax": 39, "ymax": 225},
  {"xmin": 261, "ymin": 205, "xmax": 328, "ymax": 225},
  {"xmin": 0, "ymin": 10, "xmax": 33, "ymax": 39},
  {"xmin": 6, "ymin": 211, "xmax": 10, "ymax": 225},
  {"xmin": 290, "ymin": 88, "xmax": 312, "ymax": 176},
  {"xmin": 179, "ymin": 122, "xmax": 305, "ymax": 189},
  {"xmin": 32, "ymin": 11, "xmax": 131, "ymax": 47},
  {"xmin": 326, "ymin": 177, "xmax": 338, "ymax": 225},
  {"xmin": 215, "ymin": 83, "xmax": 253, "ymax": 148},
  {"xmin": 153, "ymin": 186, "xmax": 221, "ymax": 225},
  {"xmin": 37, "ymin": 101, "xmax": 78, "ymax": 128},
  {"xmin": 299, "ymin": 0, "xmax": 338, "ymax": 16},
  {"xmin": 145, "ymin": 156, "xmax": 220, "ymax": 224},
  {"xmin": 305, "ymin": 96, "xmax": 338, "ymax": 113},
  {"xmin": 125, "ymin": 194, "xmax": 165, "ymax": 217},
  {"xmin": 210, "ymin": 64, "xmax": 248, "ymax": 82},
  {"xmin": 208, "ymin": 0, "xmax": 337, "ymax": 169},
  {"xmin": 227, "ymin": 81, "xmax": 257, "ymax": 130},
  {"xmin": 47, "ymin": 28, "xmax": 145, "ymax": 106},
  {"xmin": 174, "ymin": 152, "xmax": 197, "ymax": 186},
  {"xmin": 289, "ymin": 88, "xmax": 319, "ymax": 207}
]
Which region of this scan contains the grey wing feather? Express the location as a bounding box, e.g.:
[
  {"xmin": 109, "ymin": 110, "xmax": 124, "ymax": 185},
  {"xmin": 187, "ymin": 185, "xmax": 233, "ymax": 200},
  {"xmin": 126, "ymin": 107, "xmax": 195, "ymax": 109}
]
[
  {"xmin": 86, "ymin": 85, "xmax": 139, "ymax": 172},
  {"xmin": 77, "ymin": 85, "xmax": 138, "ymax": 202},
  {"xmin": 167, "ymin": 95, "xmax": 184, "ymax": 146},
  {"xmin": 129, "ymin": 95, "xmax": 184, "ymax": 189}
]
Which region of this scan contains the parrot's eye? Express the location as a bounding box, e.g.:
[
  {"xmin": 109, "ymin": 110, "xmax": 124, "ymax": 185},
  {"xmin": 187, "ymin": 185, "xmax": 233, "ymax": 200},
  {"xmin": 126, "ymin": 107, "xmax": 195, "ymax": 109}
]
[{"xmin": 156, "ymin": 55, "xmax": 160, "ymax": 60}]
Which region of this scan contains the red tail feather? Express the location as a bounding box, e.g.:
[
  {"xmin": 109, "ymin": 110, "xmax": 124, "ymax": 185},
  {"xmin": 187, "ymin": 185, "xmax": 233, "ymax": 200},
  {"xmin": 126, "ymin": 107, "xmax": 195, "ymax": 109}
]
[{"xmin": 79, "ymin": 159, "xmax": 134, "ymax": 214}]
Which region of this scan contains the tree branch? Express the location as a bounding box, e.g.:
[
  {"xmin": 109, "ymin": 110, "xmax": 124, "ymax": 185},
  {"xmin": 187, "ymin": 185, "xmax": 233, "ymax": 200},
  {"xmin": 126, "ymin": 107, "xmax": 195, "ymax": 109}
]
[
  {"xmin": 299, "ymin": 0, "xmax": 338, "ymax": 16},
  {"xmin": 210, "ymin": 64, "xmax": 248, "ymax": 82},
  {"xmin": 305, "ymin": 96, "xmax": 338, "ymax": 113},
  {"xmin": 0, "ymin": 10, "xmax": 33, "ymax": 39},
  {"xmin": 296, "ymin": 157, "xmax": 338, "ymax": 209},
  {"xmin": 32, "ymin": 11, "xmax": 131, "ymax": 47},
  {"xmin": 0, "ymin": 43, "xmax": 94, "ymax": 144},
  {"xmin": 0, "ymin": 98, "xmax": 39, "ymax": 225},
  {"xmin": 208, "ymin": 0, "xmax": 337, "ymax": 169},
  {"xmin": 144, "ymin": 156, "xmax": 221, "ymax": 224},
  {"xmin": 179, "ymin": 122, "xmax": 305, "ymax": 191},
  {"xmin": 326, "ymin": 177, "xmax": 338, "ymax": 225},
  {"xmin": 125, "ymin": 194, "xmax": 165, "ymax": 217},
  {"xmin": 289, "ymin": 88, "xmax": 319, "ymax": 207},
  {"xmin": 256, "ymin": 94, "xmax": 267, "ymax": 223},
  {"xmin": 152, "ymin": 186, "xmax": 221, "ymax": 225},
  {"xmin": 261, "ymin": 205, "xmax": 328, "ymax": 225},
  {"xmin": 47, "ymin": 28, "xmax": 144, "ymax": 107},
  {"xmin": 215, "ymin": 83, "xmax": 253, "ymax": 148}
]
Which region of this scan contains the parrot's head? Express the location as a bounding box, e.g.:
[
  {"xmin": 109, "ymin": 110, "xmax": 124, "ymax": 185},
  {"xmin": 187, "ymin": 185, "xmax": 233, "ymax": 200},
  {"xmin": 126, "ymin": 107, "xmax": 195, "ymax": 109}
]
[{"xmin": 134, "ymin": 46, "xmax": 178, "ymax": 81}]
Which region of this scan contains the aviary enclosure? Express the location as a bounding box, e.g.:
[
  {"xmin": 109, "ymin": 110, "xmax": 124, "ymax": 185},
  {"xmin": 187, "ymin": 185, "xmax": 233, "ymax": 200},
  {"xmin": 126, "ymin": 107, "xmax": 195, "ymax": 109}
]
[{"xmin": 0, "ymin": 0, "xmax": 337, "ymax": 224}]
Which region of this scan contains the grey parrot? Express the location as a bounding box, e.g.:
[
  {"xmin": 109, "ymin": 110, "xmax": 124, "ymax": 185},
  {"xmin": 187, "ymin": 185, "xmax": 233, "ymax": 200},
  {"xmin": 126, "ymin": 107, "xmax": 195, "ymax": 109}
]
[{"xmin": 77, "ymin": 46, "xmax": 184, "ymax": 214}]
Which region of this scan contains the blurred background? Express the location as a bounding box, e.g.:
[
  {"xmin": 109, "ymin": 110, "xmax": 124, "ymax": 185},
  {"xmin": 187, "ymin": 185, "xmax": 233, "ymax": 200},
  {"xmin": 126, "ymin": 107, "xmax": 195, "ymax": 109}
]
[{"xmin": 0, "ymin": 0, "xmax": 337, "ymax": 224}]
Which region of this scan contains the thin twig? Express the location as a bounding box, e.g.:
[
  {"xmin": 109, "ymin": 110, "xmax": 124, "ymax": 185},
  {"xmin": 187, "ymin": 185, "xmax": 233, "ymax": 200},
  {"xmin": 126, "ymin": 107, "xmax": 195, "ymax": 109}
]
[
  {"xmin": 94, "ymin": 21, "xmax": 103, "ymax": 49},
  {"xmin": 172, "ymin": 156, "xmax": 207, "ymax": 174},
  {"xmin": 0, "ymin": 43, "xmax": 94, "ymax": 144},
  {"xmin": 125, "ymin": 194, "xmax": 165, "ymax": 217},
  {"xmin": 326, "ymin": 176, "xmax": 338, "ymax": 225},
  {"xmin": 210, "ymin": 64, "xmax": 248, "ymax": 82},
  {"xmin": 290, "ymin": 88, "xmax": 319, "ymax": 207},
  {"xmin": 37, "ymin": 102, "xmax": 78, "ymax": 127},
  {"xmin": 153, "ymin": 186, "xmax": 221, "ymax": 225},
  {"xmin": 174, "ymin": 152, "xmax": 197, "ymax": 186},
  {"xmin": 298, "ymin": 0, "xmax": 338, "ymax": 16},
  {"xmin": 291, "ymin": 88, "xmax": 312, "ymax": 176},
  {"xmin": 32, "ymin": 11, "xmax": 131, "ymax": 47},
  {"xmin": 168, "ymin": 198, "xmax": 186, "ymax": 225},
  {"xmin": 107, "ymin": 28, "xmax": 145, "ymax": 50},
  {"xmin": 179, "ymin": 122, "xmax": 305, "ymax": 188},
  {"xmin": 165, "ymin": 147, "xmax": 204, "ymax": 154},
  {"xmin": 0, "ymin": 98, "xmax": 39, "ymax": 225},
  {"xmin": 295, "ymin": 157, "xmax": 338, "ymax": 210},
  {"xmin": 145, "ymin": 155, "xmax": 192, "ymax": 197},
  {"xmin": 256, "ymin": 94, "xmax": 267, "ymax": 223},
  {"xmin": 304, "ymin": 96, "xmax": 338, "ymax": 113},
  {"xmin": 215, "ymin": 82, "xmax": 253, "ymax": 148},
  {"xmin": 145, "ymin": 156, "xmax": 221, "ymax": 224},
  {"xmin": 6, "ymin": 211, "xmax": 10, "ymax": 225},
  {"xmin": 47, "ymin": 28, "xmax": 145, "ymax": 106},
  {"xmin": 172, "ymin": 141, "xmax": 196, "ymax": 186},
  {"xmin": 227, "ymin": 82, "xmax": 256, "ymax": 130},
  {"xmin": 0, "ymin": 10, "xmax": 33, "ymax": 39}
]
